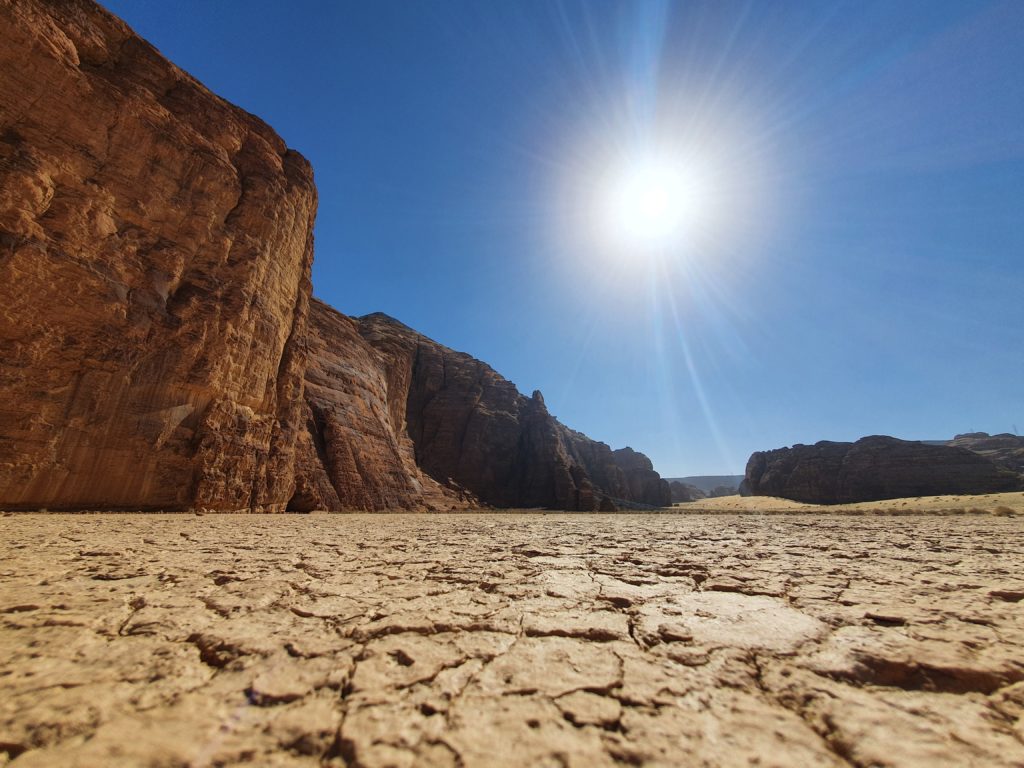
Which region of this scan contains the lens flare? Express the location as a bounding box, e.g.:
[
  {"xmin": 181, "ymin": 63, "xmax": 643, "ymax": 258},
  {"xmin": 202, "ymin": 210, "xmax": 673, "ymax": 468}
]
[{"xmin": 605, "ymin": 156, "xmax": 707, "ymax": 252}]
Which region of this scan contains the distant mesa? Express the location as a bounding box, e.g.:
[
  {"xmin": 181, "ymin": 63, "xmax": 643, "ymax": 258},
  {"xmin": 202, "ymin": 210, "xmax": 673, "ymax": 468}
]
[
  {"xmin": 947, "ymin": 432, "xmax": 1024, "ymax": 475},
  {"xmin": 741, "ymin": 435, "xmax": 1023, "ymax": 504},
  {"xmin": 665, "ymin": 475, "xmax": 743, "ymax": 502}
]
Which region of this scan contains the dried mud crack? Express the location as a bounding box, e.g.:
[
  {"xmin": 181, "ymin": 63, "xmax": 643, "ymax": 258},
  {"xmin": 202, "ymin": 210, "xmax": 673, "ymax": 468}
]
[{"xmin": 1, "ymin": 513, "xmax": 1023, "ymax": 767}]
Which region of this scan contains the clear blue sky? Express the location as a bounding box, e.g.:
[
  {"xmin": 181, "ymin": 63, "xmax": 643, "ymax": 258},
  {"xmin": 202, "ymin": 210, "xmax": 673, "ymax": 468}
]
[{"xmin": 101, "ymin": 0, "xmax": 1023, "ymax": 477}]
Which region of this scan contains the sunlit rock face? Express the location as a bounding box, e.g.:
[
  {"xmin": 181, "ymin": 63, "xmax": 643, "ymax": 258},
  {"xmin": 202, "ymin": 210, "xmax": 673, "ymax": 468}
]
[
  {"xmin": 0, "ymin": 1, "xmax": 667, "ymax": 513},
  {"xmin": 296, "ymin": 303, "xmax": 671, "ymax": 511},
  {"xmin": 742, "ymin": 436, "xmax": 1023, "ymax": 504},
  {"xmin": 0, "ymin": 0, "xmax": 317, "ymax": 511}
]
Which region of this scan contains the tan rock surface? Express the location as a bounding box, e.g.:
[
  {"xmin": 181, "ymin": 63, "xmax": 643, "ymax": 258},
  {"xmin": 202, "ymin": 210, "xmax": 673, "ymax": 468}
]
[
  {"xmin": 290, "ymin": 300, "xmax": 468, "ymax": 512},
  {"xmin": 2, "ymin": 512, "xmax": 1023, "ymax": 766},
  {"xmin": 0, "ymin": 1, "xmax": 667, "ymax": 515},
  {"xmin": 294, "ymin": 306, "xmax": 671, "ymax": 511},
  {"xmin": 0, "ymin": 0, "xmax": 317, "ymax": 511}
]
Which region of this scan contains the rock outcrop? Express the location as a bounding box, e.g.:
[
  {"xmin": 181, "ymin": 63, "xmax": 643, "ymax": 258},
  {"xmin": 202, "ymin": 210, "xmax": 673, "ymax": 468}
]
[
  {"xmin": 290, "ymin": 301, "xmax": 472, "ymax": 512},
  {"xmin": 949, "ymin": 432, "xmax": 1024, "ymax": 475},
  {"xmin": 293, "ymin": 303, "xmax": 671, "ymax": 511},
  {"xmin": 742, "ymin": 436, "xmax": 1023, "ymax": 504},
  {"xmin": 0, "ymin": 1, "xmax": 669, "ymax": 513},
  {"xmin": 669, "ymin": 481, "xmax": 706, "ymax": 503},
  {"xmin": 0, "ymin": 0, "xmax": 317, "ymax": 511}
]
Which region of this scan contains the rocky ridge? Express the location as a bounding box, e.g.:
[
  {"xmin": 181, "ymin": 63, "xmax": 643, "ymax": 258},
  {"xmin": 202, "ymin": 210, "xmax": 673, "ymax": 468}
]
[
  {"xmin": 293, "ymin": 302, "xmax": 670, "ymax": 511},
  {"xmin": 0, "ymin": 0, "xmax": 670, "ymax": 513},
  {"xmin": 949, "ymin": 432, "xmax": 1024, "ymax": 475},
  {"xmin": 289, "ymin": 301, "xmax": 472, "ymax": 512},
  {"xmin": 742, "ymin": 435, "xmax": 1023, "ymax": 504}
]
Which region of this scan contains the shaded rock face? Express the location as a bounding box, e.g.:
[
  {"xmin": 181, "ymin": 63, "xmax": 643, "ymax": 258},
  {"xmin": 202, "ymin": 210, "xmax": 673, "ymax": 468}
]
[
  {"xmin": 296, "ymin": 305, "xmax": 670, "ymax": 511},
  {"xmin": 742, "ymin": 436, "xmax": 1022, "ymax": 504},
  {"xmin": 0, "ymin": 0, "xmax": 317, "ymax": 511},
  {"xmin": 290, "ymin": 301, "xmax": 470, "ymax": 512},
  {"xmin": 949, "ymin": 432, "xmax": 1024, "ymax": 475},
  {"xmin": 669, "ymin": 481, "xmax": 706, "ymax": 503}
]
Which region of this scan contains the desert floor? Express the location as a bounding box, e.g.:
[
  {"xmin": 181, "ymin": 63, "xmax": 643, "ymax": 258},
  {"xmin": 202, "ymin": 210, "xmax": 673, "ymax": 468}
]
[
  {"xmin": 2, "ymin": 509, "xmax": 1023, "ymax": 767},
  {"xmin": 675, "ymin": 490, "xmax": 1024, "ymax": 515}
]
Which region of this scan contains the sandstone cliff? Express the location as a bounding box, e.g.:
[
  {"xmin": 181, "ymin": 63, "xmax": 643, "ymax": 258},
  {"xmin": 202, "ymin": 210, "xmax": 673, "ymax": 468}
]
[
  {"xmin": 669, "ymin": 481, "xmax": 706, "ymax": 503},
  {"xmin": 948, "ymin": 432, "xmax": 1024, "ymax": 475},
  {"xmin": 741, "ymin": 436, "xmax": 1023, "ymax": 504},
  {"xmin": 292, "ymin": 302, "xmax": 671, "ymax": 511},
  {"xmin": 290, "ymin": 301, "xmax": 472, "ymax": 511},
  {"xmin": 0, "ymin": 1, "xmax": 670, "ymax": 514},
  {"xmin": 0, "ymin": 0, "xmax": 317, "ymax": 511}
]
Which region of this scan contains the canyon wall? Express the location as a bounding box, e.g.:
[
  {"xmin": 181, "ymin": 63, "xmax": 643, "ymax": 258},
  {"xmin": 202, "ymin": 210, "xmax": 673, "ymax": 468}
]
[
  {"xmin": 947, "ymin": 432, "xmax": 1024, "ymax": 475},
  {"xmin": 293, "ymin": 303, "xmax": 670, "ymax": 511},
  {"xmin": 0, "ymin": 0, "xmax": 318, "ymax": 511},
  {"xmin": 0, "ymin": 1, "xmax": 671, "ymax": 513},
  {"xmin": 742, "ymin": 436, "xmax": 1023, "ymax": 504},
  {"xmin": 290, "ymin": 301, "xmax": 471, "ymax": 512}
]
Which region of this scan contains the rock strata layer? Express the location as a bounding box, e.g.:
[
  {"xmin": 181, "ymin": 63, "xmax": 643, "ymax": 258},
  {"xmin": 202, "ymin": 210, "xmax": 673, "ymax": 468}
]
[
  {"xmin": 742, "ymin": 435, "xmax": 1023, "ymax": 504},
  {"xmin": 949, "ymin": 432, "xmax": 1024, "ymax": 475},
  {"xmin": 290, "ymin": 301, "xmax": 471, "ymax": 512},
  {"xmin": 293, "ymin": 302, "xmax": 671, "ymax": 511},
  {"xmin": 0, "ymin": 0, "xmax": 318, "ymax": 511}
]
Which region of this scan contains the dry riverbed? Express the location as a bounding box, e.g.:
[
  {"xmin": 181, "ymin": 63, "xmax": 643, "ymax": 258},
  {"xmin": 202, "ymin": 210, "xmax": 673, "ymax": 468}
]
[{"xmin": 1, "ymin": 512, "xmax": 1023, "ymax": 767}]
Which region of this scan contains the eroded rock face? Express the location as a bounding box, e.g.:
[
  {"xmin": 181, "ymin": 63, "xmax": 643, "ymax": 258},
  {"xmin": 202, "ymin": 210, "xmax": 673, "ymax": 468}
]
[
  {"xmin": 670, "ymin": 481, "xmax": 706, "ymax": 503},
  {"xmin": 290, "ymin": 300, "xmax": 470, "ymax": 512},
  {"xmin": 0, "ymin": 1, "xmax": 667, "ymax": 514},
  {"xmin": 949, "ymin": 432, "xmax": 1024, "ymax": 475},
  {"xmin": 0, "ymin": 0, "xmax": 317, "ymax": 510},
  {"xmin": 295, "ymin": 304, "xmax": 671, "ymax": 511},
  {"xmin": 369, "ymin": 312, "xmax": 671, "ymax": 510},
  {"xmin": 742, "ymin": 436, "xmax": 1022, "ymax": 504}
]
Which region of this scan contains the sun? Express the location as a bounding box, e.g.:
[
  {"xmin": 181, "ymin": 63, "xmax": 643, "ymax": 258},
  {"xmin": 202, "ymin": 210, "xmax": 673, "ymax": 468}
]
[{"xmin": 603, "ymin": 154, "xmax": 709, "ymax": 254}]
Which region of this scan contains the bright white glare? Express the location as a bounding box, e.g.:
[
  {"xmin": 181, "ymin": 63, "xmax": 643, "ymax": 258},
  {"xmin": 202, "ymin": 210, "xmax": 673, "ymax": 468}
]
[{"xmin": 605, "ymin": 157, "xmax": 706, "ymax": 252}]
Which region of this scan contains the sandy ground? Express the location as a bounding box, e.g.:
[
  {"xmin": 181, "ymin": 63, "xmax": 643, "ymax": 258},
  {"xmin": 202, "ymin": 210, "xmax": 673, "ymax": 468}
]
[
  {"xmin": 675, "ymin": 491, "xmax": 1024, "ymax": 515},
  {"xmin": 1, "ymin": 512, "xmax": 1023, "ymax": 767}
]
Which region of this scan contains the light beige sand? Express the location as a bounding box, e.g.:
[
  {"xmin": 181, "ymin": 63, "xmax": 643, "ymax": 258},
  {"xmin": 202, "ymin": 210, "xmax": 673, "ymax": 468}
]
[
  {"xmin": 675, "ymin": 490, "xmax": 1024, "ymax": 515},
  {"xmin": 2, "ymin": 512, "xmax": 1023, "ymax": 767}
]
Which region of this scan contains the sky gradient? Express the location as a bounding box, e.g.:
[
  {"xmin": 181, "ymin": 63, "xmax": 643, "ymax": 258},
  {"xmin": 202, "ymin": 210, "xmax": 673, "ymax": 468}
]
[{"xmin": 100, "ymin": 0, "xmax": 1024, "ymax": 476}]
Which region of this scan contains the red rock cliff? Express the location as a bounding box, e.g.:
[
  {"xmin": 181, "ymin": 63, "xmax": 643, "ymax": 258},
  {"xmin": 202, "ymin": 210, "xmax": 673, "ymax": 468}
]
[
  {"xmin": 290, "ymin": 300, "xmax": 471, "ymax": 511},
  {"xmin": 293, "ymin": 303, "xmax": 671, "ymax": 511},
  {"xmin": 0, "ymin": 0, "xmax": 317, "ymax": 511},
  {"xmin": 0, "ymin": 1, "xmax": 669, "ymax": 514}
]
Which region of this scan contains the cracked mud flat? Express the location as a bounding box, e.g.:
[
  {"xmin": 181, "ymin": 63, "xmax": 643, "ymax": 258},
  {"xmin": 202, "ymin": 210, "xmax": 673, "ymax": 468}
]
[{"xmin": 1, "ymin": 514, "xmax": 1023, "ymax": 767}]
